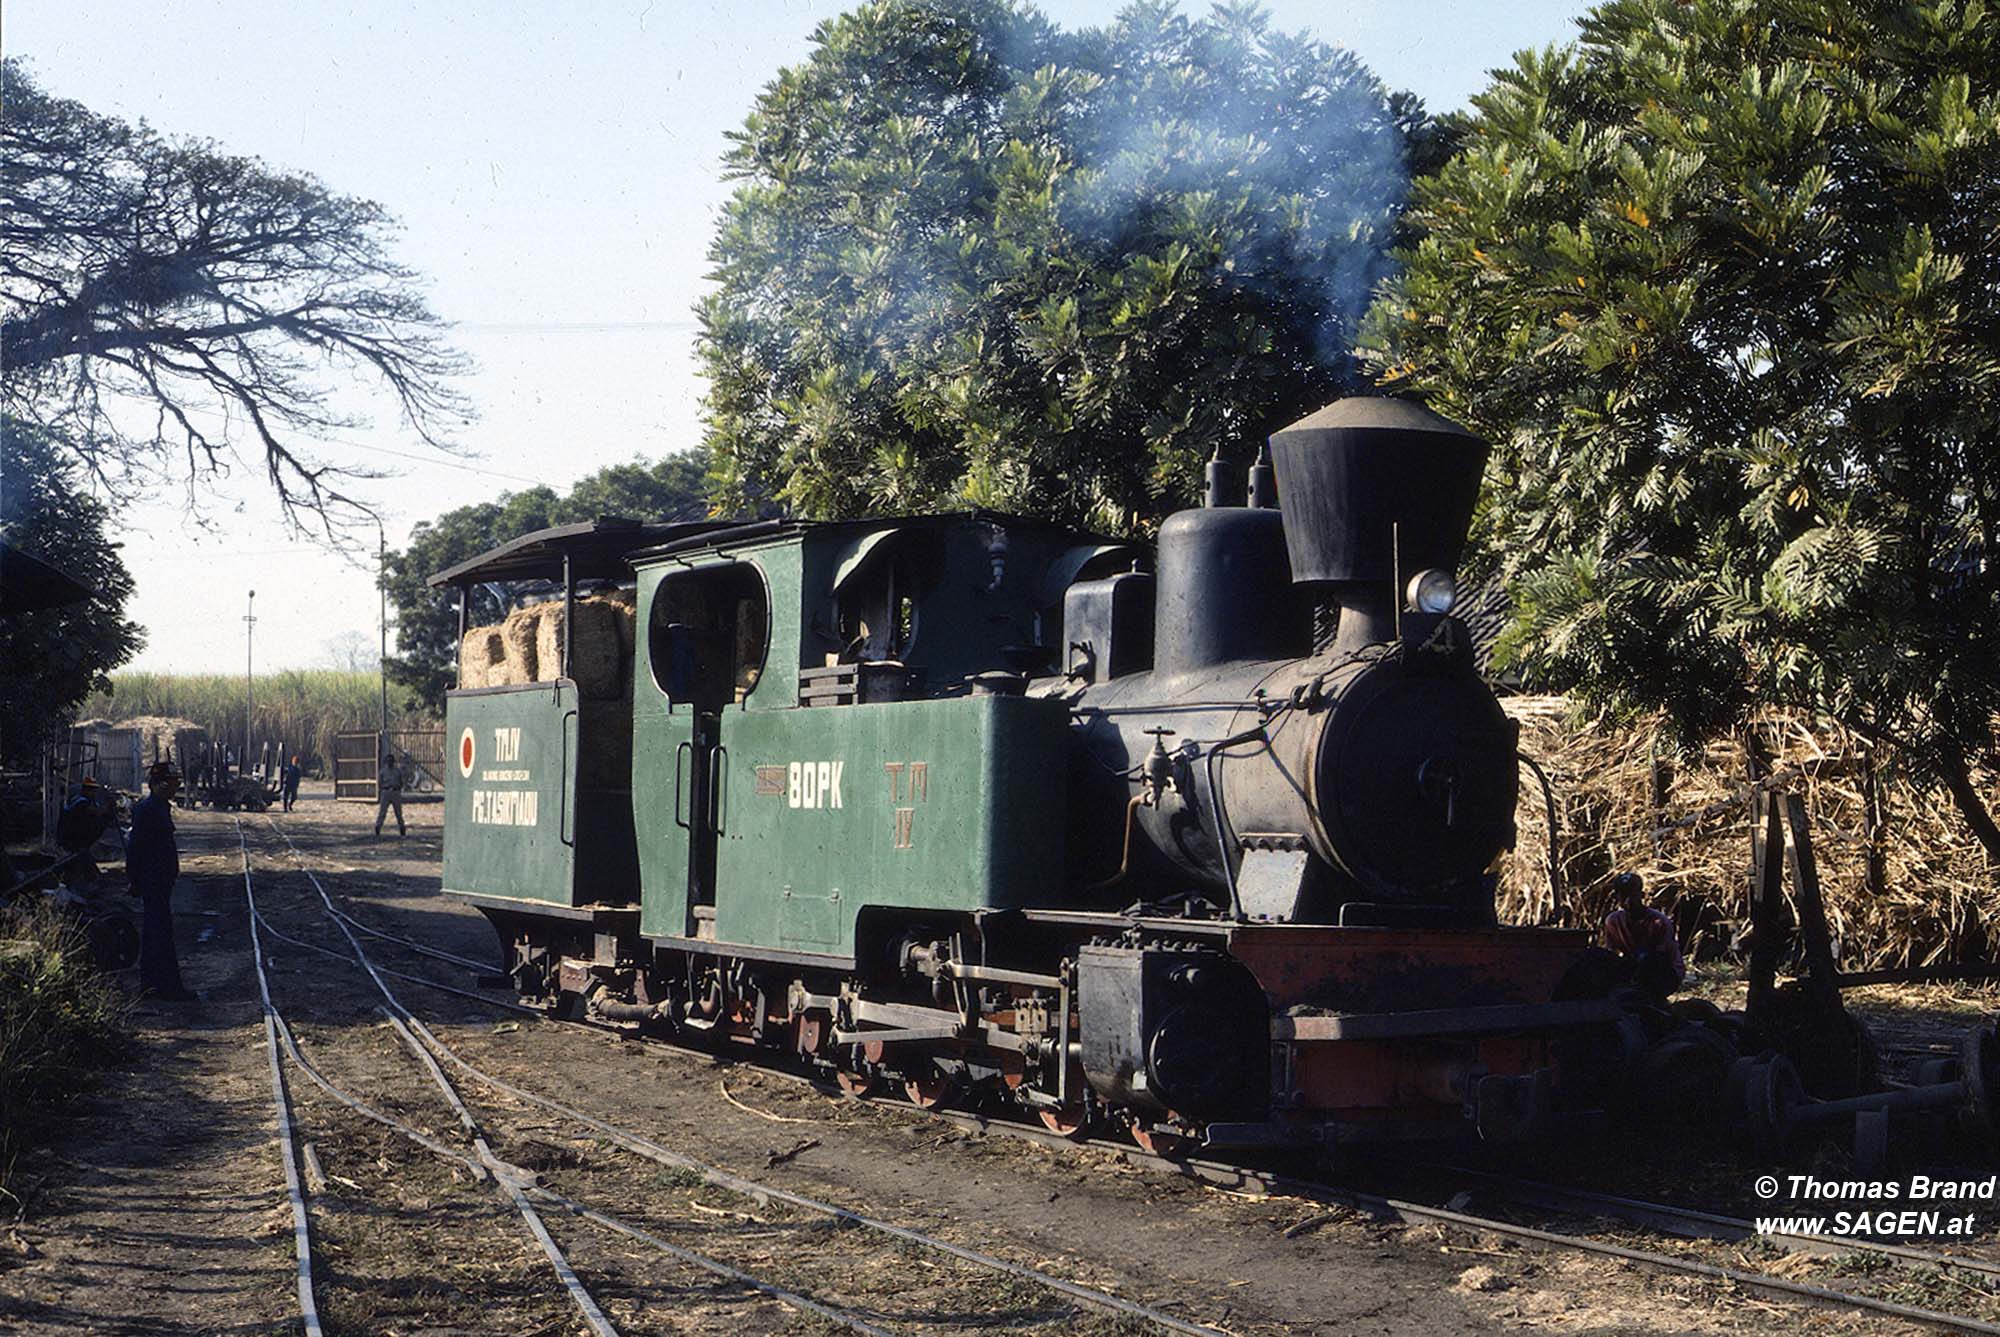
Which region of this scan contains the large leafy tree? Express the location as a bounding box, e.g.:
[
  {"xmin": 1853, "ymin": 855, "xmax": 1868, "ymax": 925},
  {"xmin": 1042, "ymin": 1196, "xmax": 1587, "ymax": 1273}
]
[
  {"xmin": 0, "ymin": 419, "xmax": 145, "ymax": 770},
  {"xmin": 1, "ymin": 59, "xmax": 468, "ymax": 537},
  {"xmin": 701, "ymin": 0, "xmax": 1435, "ymax": 532},
  {"xmin": 382, "ymin": 453, "xmax": 709, "ymax": 710},
  {"xmin": 1363, "ymin": 0, "xmax": 2000, "ymax": 855}
]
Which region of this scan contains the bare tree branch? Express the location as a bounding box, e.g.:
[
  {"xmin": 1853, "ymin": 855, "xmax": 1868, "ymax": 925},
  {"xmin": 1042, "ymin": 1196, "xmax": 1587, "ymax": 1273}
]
[{"xmin": 1, "ymin": 58, "xmax": 473, "ymax": 541}]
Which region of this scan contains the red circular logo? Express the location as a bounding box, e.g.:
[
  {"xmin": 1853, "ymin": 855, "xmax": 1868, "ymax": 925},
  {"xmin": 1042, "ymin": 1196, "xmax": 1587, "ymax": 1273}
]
[{"xmin": 458, "ymin": 727, "xmax": 475, "ymax": 778}]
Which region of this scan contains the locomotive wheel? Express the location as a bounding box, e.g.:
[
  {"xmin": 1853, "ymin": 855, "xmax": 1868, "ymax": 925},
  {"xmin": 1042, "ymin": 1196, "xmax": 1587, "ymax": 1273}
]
[
  {"xmin": 1038, "ymin": 1106, "xmax": 1089, "ymax": 1139},
  {"xmin": 836, "ymin": 1067, "xmax": 877, "ymax": 1099},
  {"xmin": 904, "ymin": 1070, "xmax": 954, "ymax": 1110},
  {"xmin": 1130, "ymin": 1126, "xmax": 1192, "ymax": 1158},
  {"xmin": 794, "ymin": 1014, "xmax": 824, "ymax": 1060},
  {"xmin": 1639, "ymin": 1026, "xmax": 1736, "ymax": 1125}
]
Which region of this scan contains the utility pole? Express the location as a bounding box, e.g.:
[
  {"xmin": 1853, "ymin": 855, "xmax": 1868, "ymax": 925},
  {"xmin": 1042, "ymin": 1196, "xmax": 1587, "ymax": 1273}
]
[
  {"xmin": 244, "ymin": 589, "xmax": 257, "ymax": 777},
  {"xmin": 378, "ymin": 528, "xmax": 391, "ymax": 756}
]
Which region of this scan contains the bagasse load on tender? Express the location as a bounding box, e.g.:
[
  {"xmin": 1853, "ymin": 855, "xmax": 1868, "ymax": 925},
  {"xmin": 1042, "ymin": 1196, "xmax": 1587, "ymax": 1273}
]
[{"xmin": 459, "ymin": 591, "xmax": 635, "ymax": 701}]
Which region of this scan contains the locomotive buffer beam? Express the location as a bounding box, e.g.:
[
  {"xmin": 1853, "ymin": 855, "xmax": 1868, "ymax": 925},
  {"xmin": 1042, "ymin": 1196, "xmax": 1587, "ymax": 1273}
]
[
  {"xmin": 1266, "ymin": 999, "xmax": 1623, "ymax": 1146},
  {"xmin": 1273, "ymin": 999, "xmax": 1623, "ymax": 1043}
]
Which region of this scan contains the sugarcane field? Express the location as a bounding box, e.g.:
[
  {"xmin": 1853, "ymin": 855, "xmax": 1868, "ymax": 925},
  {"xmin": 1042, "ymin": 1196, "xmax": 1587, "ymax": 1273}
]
[{"xmin": 5, "ymin": 2, "xmax": 2000, "ymax": 1335}]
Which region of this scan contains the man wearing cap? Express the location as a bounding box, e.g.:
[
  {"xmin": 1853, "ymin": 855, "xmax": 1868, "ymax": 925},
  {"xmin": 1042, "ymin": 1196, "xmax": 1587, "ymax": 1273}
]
[
  {"xmin": 57, "ymin": 776, "xmax": 117, "ymax": 884},
  {"xmin": 128, "ymin": 761, "xmax": 195, "ymax": 1001},
  {"xmin": 373, "ymin": 751, "xmax": 407, "ymax": 838}
]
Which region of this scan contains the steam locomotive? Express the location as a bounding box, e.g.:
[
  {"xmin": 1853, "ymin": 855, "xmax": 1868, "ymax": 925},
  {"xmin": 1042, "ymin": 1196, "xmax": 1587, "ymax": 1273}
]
[{"xmin": 433, "ymin": 397, "xmax": 1635, "ymax": 1152}]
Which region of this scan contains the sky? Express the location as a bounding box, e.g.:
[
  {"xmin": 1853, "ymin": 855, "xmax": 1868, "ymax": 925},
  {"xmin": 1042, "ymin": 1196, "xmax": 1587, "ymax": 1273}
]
[{"xmin": 9, "ymin": 0, "xmax": 1588, "ymax": 674}]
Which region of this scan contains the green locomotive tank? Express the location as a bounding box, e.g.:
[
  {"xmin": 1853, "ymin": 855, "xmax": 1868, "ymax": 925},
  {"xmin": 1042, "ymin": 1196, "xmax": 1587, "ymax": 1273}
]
[{"xmin": 432, "ymin": 399, "xmax": 1674, "ymax": 1153}]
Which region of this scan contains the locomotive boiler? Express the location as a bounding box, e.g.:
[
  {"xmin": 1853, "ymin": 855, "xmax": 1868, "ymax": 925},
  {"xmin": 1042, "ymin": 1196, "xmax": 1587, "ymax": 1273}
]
[{"xmin": 432, "ymin": 396, "xmax": 1627, "ymax": 1153}]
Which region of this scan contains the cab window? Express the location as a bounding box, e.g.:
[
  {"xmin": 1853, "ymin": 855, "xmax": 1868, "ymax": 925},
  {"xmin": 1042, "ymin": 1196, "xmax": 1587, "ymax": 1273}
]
[{"xmin": 647, "ymin": 562, "xmax": 769, "ymax": 709}]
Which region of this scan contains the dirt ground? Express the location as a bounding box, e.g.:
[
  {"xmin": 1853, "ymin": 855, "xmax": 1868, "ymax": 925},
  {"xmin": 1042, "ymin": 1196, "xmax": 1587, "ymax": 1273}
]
[{"xmin": 0, "ymin": 790, "xmax": 1984, "ymax": 1334}]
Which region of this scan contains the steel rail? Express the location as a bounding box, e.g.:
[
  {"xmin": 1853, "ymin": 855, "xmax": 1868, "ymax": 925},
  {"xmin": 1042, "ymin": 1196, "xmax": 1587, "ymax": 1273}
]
[
  {"xmin": 267, "ymin": 1007, "xmax": 894, "ymax": 1336},
  {"xmin": 1399, "ymin": 1161, "xmax": 2000, "ymax": 1281},
  {"xmin": 262, "ymin": 813, "xmax": 2000, "ymax": 1335},
  {"xmin": 895, "ymin": 1104, "xmax": 2000, "ymax": 1333},
  {"xmin": 319, "ymin": 926, "xmax": 2000, "ymax": 1337},
  {"xmin": 244, "ymin": 821, "xmax": 620, "ymax": 1337},
  {"xmin": 262, "ymin": 815, "xmax": 1221, "ymax": 1337},
  {"xmin": 399, "ymin": 1012, "xmax": 1228, "ymax": 1337},
  {"xmin": 493, "ymin": 1005, "xmax": 2000, "ymax": 1337},
  {"xmin": 251, "ymin": 905, "xmax": 541, "ymax": 1016},
  {"xmin": 1290, "ymin": 1177, "xmax": 2000, "ymax": 1335},
  {"xmin": 233, "ymin": 822, "xmax": 325, "ymax": 1337},
  {"xmin": 324, "ymin": 898, "xmax": 494, "ymax": 973}
]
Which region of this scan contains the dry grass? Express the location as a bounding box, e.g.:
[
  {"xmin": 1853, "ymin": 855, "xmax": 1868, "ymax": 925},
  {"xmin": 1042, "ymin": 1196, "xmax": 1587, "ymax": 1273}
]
[
  {"xmin": 1500, "ymin": 695, "xmax": 1999, "ymax": 971},
  {"xmin": 0, "ymin": 899, "xmax": 129, "ymax": 1187}
]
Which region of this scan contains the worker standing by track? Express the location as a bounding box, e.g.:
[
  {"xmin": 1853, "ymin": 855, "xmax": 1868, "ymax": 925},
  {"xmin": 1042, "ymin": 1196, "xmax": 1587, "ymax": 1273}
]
[
  {"xmin": 280, "ymin": 754, "xmax": 302, "ymax": 812},
  {"xmin": 127, "ymin": 761, "xmax": 196, "ymax": 1001},
  {"xmin": 373, "ymin": 751, "xmax": 407, "ymax": 838}
]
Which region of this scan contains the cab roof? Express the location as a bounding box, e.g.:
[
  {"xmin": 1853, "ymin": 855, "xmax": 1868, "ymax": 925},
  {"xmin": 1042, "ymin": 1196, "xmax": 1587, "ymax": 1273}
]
[
  {"xmin": 625, "ymin": 510, "xmax": 1123, "ymax": 564},
  {"xmin": 430, "ymin": 511, "xmax": 1127, "ymax": 587},
  {"xmin": 425, "ymin": 516, "xmax": 730, "ymax": 588}
]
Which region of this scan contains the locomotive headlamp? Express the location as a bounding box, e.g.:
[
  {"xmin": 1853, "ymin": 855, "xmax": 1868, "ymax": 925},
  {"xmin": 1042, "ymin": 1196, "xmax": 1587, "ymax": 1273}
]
[{"xmin": 1406, "ymin": 568, "xmax": 1457, "ymax": 615}]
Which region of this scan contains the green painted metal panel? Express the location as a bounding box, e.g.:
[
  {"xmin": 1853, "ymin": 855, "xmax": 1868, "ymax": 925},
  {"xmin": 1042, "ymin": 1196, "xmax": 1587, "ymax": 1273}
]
[
  {"xmin": 633, "ymin": 706, "xmax": 695, "ymax": 937},
  {"xmin": 632, "ymin": 541, "xmax": 806, "ymax": 936},
  {"xmin": 443, "ymin": 683, "xmax": 579, "ymax": 905},
  {"xmin": 708, "ymin": 695, "xmax": 1070, "ymax": 956},
  {"xmin": 634, "ymin": 540, "xmax": 803, "ymax": 713}
]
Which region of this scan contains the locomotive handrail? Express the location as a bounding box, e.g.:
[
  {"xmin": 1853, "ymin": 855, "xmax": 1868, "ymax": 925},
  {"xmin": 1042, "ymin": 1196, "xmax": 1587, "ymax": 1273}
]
[
  {"xmin": 709, "ymin": 744, "xmax": 728, "ymax": 835},
  {"xmin": 1201, "ymin": 723, "xmax": 1273, "ymax": 920},
  {"xmin": 1517, "ymin": 750, "xmax": 1561, "ymax": 912},
  {"xmin": 673, "ymin": 741, "xmax": 691, "ymax": 829},
  {"xmin": 559, "ymin": 709, "xmax": 577, "ymax": 848}
]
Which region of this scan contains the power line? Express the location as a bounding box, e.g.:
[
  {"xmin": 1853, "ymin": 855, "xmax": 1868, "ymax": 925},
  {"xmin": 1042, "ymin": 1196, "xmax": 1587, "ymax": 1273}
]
[
  {"xmin": 328, "ymin": 437, "xmax": 545, "ymax": 486},
  {"xmin": 145, "ymin": 547, "xmax": 325, "ymax": 561},
  {"xmin": 153, "ymin": 400, "xmax": 548, "ymax": 487},
  {"xmin": 456, "ymin": 320, "xmax": 701, "ymax": 333}
]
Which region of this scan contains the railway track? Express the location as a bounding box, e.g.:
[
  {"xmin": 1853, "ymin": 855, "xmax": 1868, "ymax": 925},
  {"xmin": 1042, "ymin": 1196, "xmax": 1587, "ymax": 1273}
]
[
  {"xmin": 241, "ymin": 813, "xmax": 1228, "ymax": 1335},
  {"xmin": 248, "ymin": 812, "xmax": 2000, "ymax": 1335}
]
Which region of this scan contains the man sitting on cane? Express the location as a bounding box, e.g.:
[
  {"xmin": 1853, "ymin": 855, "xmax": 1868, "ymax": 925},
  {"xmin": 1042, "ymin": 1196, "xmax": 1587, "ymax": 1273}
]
[{"xmin": 1602, "ymin": 871, "xmax": 1685, "ymax": 1000}]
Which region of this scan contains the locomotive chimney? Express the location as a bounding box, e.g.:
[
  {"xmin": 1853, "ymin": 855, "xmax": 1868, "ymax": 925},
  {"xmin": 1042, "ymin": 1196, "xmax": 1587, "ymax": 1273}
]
[{"xmin": 1267, "ymin": 398, "xmax": 1487, "ymax": 655}]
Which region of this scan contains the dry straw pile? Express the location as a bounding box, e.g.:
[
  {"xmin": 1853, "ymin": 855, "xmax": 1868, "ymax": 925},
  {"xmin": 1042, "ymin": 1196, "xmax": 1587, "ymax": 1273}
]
[
  {"xmin": 1500, "ymin": 696, "xmax": 1999, "ymax": 972},
  {"xmin": 459, "ymin": 591, "xmax": 638, "ymax": 790},
  {"xmin": 460, "ymin": 592, "xmax": 635, "ymax": 700},
  {"xmin": 109, "ymin": 715, "xmax": 203, "ymax": 765}
]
